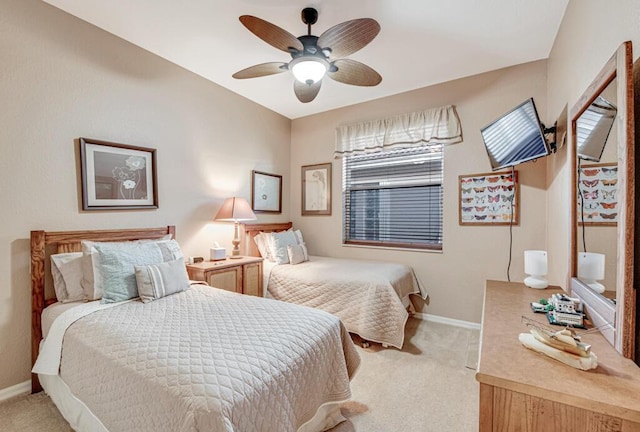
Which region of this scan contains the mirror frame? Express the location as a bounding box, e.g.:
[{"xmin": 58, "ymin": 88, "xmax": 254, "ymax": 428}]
[{"xmin": 570, "ymin": 41, "xmax": 635, "ymax": 359}]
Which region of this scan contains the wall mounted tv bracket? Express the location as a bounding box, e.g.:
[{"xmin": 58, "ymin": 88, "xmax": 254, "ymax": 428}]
[{"xmin": 541, "ymin": 122, "xmax": 557, "ymax": 153}]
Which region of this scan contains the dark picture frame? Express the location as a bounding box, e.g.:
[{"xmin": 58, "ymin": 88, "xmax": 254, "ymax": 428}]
[
  {"xmin": 251, "ymin": 170, "xmax": 282, "ymax": 213},
  {"xmin": 458, "ymin": 170, "xmax": 519, "ymax": 225},
  {"xmin": 79, "ymin": 138, "xmax": 158, "ymax": 211},
  {"xmin": 302, "ymin": 163, "xmax": 332, "ymax": 216}
]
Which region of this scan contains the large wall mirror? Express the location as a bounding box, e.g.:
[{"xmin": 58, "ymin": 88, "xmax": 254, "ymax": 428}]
[{"xmin": 570, "ymin": 41, "xmax": 636, "ymax": 359}]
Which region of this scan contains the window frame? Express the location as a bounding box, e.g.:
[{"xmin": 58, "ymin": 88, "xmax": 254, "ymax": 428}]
[{"xmin": 342, "ymin": 146, "xmax": 444, "ymax": 252}]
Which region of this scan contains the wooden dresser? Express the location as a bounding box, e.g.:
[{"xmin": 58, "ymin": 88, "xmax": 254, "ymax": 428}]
[
  {"xmin": 186, "ymin": 256, "xmax": 263, "ymax": 297},
  {"xmin": 476, "ymin": 280, "xmax": 640, "ymax": 432}
]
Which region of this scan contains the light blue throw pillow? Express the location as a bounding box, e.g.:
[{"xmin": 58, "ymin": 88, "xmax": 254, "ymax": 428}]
[{"xmin": 95, "ymin": 240, "xmax": 183, "ymax": 304}]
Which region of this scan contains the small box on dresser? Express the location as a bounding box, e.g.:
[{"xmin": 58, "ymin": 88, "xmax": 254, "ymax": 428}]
[{"xmin": 186, "ymin": 256, "xmax": 263, "ymax": 297}]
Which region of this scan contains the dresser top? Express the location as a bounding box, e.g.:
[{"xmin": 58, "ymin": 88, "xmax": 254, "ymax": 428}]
[{"xmin": 476, "ymin": 280, "xmax": 640, "ymax": 422}]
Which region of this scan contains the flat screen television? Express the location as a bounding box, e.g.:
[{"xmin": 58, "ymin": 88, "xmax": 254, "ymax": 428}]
[
  {"xmin": 576, "ymin": 96, "xmax": 617, "ymax": 162},
  {"xmin": 480, "ymin": 98, "xmax": 550, "ymax": 171}
]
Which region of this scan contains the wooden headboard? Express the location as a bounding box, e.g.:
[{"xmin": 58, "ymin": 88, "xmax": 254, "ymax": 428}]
[
  {"xmin": 241, "ymin": 222, "xmax": 292, "ymax": 257},
  {"xmin": 30, "ymin": 226, "xmax": 175, "ymax": 393}
]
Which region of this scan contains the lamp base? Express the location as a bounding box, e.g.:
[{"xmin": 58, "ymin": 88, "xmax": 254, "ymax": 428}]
[
  {"xmin": 524, "ymin": 275, "xmax": 548, "ymax": 289},
  {"xmin": 229, "ymin": 221, "xmax": 242, "ymax": 259},
  {"xmin": 583, "ymin": 279, "xmax": 605, "ymax": 294}
]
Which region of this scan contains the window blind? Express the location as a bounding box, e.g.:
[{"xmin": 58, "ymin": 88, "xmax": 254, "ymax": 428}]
[{"xmin": 343, "ymin": 146, "xmax": 443, "ymax": 250}]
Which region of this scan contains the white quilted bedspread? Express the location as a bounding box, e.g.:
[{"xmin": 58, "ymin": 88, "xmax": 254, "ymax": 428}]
[
  {"xmin": 40, "ymin": 285, "xmax": 360, "ymax": 432},
  {"xmin": 267, "ymin": 257, "xmax": 426, "ymax": 349}
]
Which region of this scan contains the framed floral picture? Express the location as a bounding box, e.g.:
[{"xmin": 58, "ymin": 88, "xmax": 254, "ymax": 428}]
[
  {"xmin": 251, "ymin": 170, "xmax": 282, "ymax": 213},
  {"xmin": 79, "ymin": 138, "xmax": 158, "ymax": 211}
]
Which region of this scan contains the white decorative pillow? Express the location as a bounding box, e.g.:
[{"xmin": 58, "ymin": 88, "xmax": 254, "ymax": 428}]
[
  {"xmin": 269, "ymin": 230, "xmax": 299, "ymax": 265},
  {"xmin": 51, "ymin": 252, "xmax": 85, "ymax": 303},
  {"xmin": 293, "ymin": 229, "xmax": 305, "ymax": 245},
  {"xmin": 254, "ymin": 233, "xmax": 274, "ymax": 261},
  {"xmin": 80, "ymin": 240, "xmax": 101, "ymax": 300},
  {"xmin": 81, "ymin": 236, "xmax": 178, "ymax": 301},
  {"xmin": 287, "ymin": 244, "xmax": 309, "ymax": 265},
  {"xmin": 135, "ymin": 258, "xmax": 190, "ymax": 303}
]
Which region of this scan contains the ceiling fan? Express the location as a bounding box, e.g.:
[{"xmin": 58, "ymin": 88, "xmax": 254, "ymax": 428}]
[{"xmin": 232, "ymin": 7, "xmax": 382, "ymax": 103}]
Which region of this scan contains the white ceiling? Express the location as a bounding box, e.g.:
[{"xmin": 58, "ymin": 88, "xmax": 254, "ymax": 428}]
[{"xmin": 42, "ymin": 0, "xmax": 568, "ymax": 119}]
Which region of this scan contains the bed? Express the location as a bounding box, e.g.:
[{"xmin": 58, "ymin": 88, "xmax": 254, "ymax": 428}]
[
  {"xmin": 242, "ymin": 223, "xmax": 427, "ymax": 349},
  {"xmin": 30, "ymin": 226, "xmax": 360, "ymax": 432}
]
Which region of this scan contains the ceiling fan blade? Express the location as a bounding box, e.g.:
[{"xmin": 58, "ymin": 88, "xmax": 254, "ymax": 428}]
[
  {"xmin": 317, "ymin": 18, "xmax": 380, "ymax": 59},
  {"xmin": 294, "ymin": 80, "xmax": 322, "ymax": 103},
  {"xmin": 232, "ymin": 62, "xmax": 288, "ymax": 79},
  {"xmin": 328, "ymin": 59, "xmax": 382, "ymax": 86},
  {"xmin": 239, "ymin": 15, "xmax": 304, "ymax": 53}
]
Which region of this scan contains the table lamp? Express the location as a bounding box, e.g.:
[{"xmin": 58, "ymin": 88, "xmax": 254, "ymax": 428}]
[
  {"xmin": 577, "ymin": 252, "xmax": 605, "ymax": 293},
  {"xmin": 523, "ymin": 250, "xmax": 548, "ymax": 289},
  {"xmin": 214, "ymin": 197, "xmax": 256, "ymax": 259}
]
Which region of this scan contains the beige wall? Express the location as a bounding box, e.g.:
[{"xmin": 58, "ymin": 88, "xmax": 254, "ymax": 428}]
[
  {"xmin": 545, "ymin": 0, "xmax": 640, "ymax": 289},
  {"xmin": 0, "ymin": 0, "xmax": 291, "ymax": 390},
  {"xmin": 290, "ymin": 60, "xmax": 549, "ymax": 324},
  {"xmin": 5, "ymin": 0, "xmax": 640, "ymax": 394}
]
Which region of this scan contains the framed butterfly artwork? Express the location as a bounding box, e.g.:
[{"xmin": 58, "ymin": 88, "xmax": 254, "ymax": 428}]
[
  {"xmin": 577, "ymin": 162, "xmax": 618, "ymax": 225},
  {"xmin": 458, "ymin": 170, "xmax": 519, "ymax": 225}
]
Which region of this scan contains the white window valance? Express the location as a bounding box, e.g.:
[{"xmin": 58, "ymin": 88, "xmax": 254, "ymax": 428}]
[{"xmin": 334, "ymin": 105, "xmax": 463, "ymax": 158}]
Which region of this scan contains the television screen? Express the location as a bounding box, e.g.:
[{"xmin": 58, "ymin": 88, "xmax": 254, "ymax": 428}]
[
  {"xmin": 480, "ymin": 98, "xmax": 550, "ymax": 171},
  {"xmin": 576, "ymin": 96, "xmax": 617, "ymax": 162}
]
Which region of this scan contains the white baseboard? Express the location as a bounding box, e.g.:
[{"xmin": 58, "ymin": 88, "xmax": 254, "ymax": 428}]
[
  {"xmin": 412, "ymin": 312, "xmax": 481, "ymax": 330},
  {"xmin": 0, "ymin": 380, "xmax": 31, "ymax": 402}
]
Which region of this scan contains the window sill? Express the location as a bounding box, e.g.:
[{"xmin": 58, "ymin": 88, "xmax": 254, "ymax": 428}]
[{"xmin": 342, "ymin": 243, "xmax": 443, "ymax": 254}]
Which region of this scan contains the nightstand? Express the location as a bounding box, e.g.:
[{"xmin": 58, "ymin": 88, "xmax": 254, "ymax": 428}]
[{"xmin": 186, "ymin": 256, "xmax": 263, "ymax": 297}]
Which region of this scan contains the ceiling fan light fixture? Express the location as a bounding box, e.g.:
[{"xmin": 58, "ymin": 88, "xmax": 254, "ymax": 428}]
[{"xmin": 290, "ymin": 56, "xmax": 329, "ymax": 85}]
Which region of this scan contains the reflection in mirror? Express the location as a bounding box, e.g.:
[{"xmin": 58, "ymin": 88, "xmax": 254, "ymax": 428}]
[
  {"xmin": 570, "ymin": 41, "xmax": 635, "ymax": 360},
  {"xmin": 576, "ymin": 96, "xmax": 617, "ymax": 161},
  {"xmin": 576, "ymin": 79, "xmax": 618, "ymax": 301}
]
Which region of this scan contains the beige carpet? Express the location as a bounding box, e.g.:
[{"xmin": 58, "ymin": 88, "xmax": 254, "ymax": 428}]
[{"xmin": 0, "ymin": 318, "xmax": 479, "ymax": 432}]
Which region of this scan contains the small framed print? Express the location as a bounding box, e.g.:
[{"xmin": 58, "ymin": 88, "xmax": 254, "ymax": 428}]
[
  {"xmin": 458, "ymin": 170, "xmax": 519, "ymax": 225},
  {"xmin": 302, "ymin": 163, "xmax": 332, "ymax": 216},
  {"xmin": 80, "ymin": 137, "xmax": 158, "ymax": 211},
  {"xmin": 252, "ymin": 170, "xmax": 282, "ymax": 213},
  {"xmin": 578, "ymin": 162, "xmax": 618, "ymax": 225}
]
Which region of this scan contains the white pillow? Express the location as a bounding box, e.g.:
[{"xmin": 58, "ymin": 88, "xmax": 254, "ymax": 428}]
[
  {"xmin": 135, "ymin": 258, "xmax": 190, "ymax": 303},
  {"xmin": 293, "ymin": 229, "xmax": 305, "ymax": 245},
  {"xmin": 51, "ymin": 252, "xmax": 85, "ymax": 303},
  {"xmin": 254, "ymin": 233, "xmax": 274, "ymax": 261},
  {"xmin": 287, "ymin": 244, "xmax": 308, "ymax": 265},
  {"xmin": 269, "ymin": 230, "xmax": 299, "ymax": 265}
]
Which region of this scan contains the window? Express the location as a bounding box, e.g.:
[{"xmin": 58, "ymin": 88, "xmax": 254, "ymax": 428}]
[{"xmin": 343, "ymin": 145, "xmax": 443, "ymax": 250}]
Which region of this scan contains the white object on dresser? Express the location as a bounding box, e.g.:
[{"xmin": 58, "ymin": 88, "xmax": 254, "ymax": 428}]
[{"xmin": 523, "ymin": 250, "xmax": 548, "ymax": 289}]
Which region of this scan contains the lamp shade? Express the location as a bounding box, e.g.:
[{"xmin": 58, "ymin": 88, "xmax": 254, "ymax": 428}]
[
  {"xmin": 524, "ymin": 250, "xmax": 548, "ymax": 275},
  {"xmin": 214, "ymin": 197, "xmax": 256, "ymax": 222},
  {"xmin": 523, "ymin": 250, "xmax": 548, "ymax": 289},
  {"xmin": 578, "ymin": 252, "xmax": 605, "ymax": 281}
]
